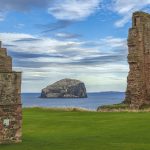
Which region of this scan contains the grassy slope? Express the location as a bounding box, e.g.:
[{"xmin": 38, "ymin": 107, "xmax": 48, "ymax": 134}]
[{"xmin": 1, "ymin": 108, "xmax": 150, "ymax": 150}]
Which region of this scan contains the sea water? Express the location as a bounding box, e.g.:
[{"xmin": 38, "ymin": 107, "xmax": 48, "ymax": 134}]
[{"xmin": 22, "ymin": 92, "xmax": 125, "ymax": 110}]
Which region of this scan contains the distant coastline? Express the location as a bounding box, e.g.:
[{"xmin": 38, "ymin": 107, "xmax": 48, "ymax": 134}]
[{"xmin": 22, "ymin": 91, "xmax": 125, "ymax": 94}]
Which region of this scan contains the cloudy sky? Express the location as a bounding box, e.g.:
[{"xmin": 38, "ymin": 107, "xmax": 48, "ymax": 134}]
[{"xmin": 0, "ymin": 0, "xmax": 150, "ymax": 93}]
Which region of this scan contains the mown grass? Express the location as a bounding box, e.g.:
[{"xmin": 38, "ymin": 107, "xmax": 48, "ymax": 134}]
[{"xmin": 1, "ymin": 108, "xmax": 150, "ymax": 150}]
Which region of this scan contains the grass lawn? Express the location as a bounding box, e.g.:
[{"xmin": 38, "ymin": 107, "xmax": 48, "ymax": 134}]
[{"xmin": 1, "ymin": 108, "xmax": 150, "ymax": 150}]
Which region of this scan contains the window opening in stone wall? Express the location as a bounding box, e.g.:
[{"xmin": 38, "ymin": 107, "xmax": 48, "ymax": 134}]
[{"xmin": 134, "ymin": 18, "xmax": 137, "ymax": 26}]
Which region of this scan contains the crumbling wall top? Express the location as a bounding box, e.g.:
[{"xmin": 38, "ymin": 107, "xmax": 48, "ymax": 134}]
[
  {"xmin": 132, "ymin": 11, "xmax": 150, "ymax": 28},
  {"xmin": 133, "ymin": 11, "xmax": 150, "ymax": 18},
  {"xmin": 0, "ymin": 41, "xmax": 12, "ymax": 72}
]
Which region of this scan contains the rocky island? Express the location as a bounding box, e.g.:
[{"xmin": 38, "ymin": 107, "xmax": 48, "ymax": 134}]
[{"xmin": 40, "ymin": 78, "xmax": 87, "ymax": 98}]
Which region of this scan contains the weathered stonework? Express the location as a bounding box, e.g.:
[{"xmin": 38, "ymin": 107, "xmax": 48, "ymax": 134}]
[
  {"xmin": 124, "ymin": 12, "xmax": 150, "ymax": 108},
  {"xmin": 0, "ymin": 41, "xmax": 22, "ymax": 144}
]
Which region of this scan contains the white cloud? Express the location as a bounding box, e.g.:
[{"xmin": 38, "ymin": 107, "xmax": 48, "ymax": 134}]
[
  {"xmin": 48, "ymin": 0, "xmax": 101, "ymax": 21},
  {"xmin": 0, "ymin": 0, "xmax": 49, "ymax": 11},
  {"xmin": 0, "ymin": 0, "xmax": 50, "ymax": 21},
  {"xmin": 15, "ymin": 23, "xmax": 25, "ymax": 29},
  {"xmin": 0, "ymin": 33, "xmax": 82, "ymax": 54},
  {"xmin": 0, "ymin": 11, "xmax": 6, "ymax": 21},
  {"xmin": 0, "ymin": 0, "xmax": 101, "ymax": 21},
  {"xmin": 55, "ymin": 32, "xmax": 81, "ymax": 39},
  {"xmin": 99, "ymin": 36, "xmax": 127, "ymax": 49},
  {"xmin": 0, "ymin": 32, "xmax": 128, "ymax": 92},
  {"xmin": 112, "ymin": 0, "xmax": 150, "ymax": 27}
]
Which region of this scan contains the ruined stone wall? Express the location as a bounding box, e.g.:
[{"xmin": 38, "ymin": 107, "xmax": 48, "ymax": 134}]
[
  {"xmin": 0, "ymin": 42, "xmax": 22, "ymax": 144},
  {"xmin": 125, "ymin": 12, "xmax": 150, "ymax": 108}
]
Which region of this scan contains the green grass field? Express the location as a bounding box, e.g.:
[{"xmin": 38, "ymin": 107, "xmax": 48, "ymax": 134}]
[{"xmin": 1, "ymin": 108, "xmax": 150, "ymax": 150}]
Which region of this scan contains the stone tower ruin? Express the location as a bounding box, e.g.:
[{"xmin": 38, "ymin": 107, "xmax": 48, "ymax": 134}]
[
  {"xmin": 125, "ymin": 11, "xmax": 150, "ymax": 108},
  {"xmin": 0, "ymin": 41, "xmax": 22, "ymax": 143}
]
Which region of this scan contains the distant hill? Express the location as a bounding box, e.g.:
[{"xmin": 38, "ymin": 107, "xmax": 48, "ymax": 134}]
[
  {"xmin": 99, "ymin": 91, "xmax": 124, "ymax": 94},
  {"xmin": 88, "ymin": 91, "xmax": 125, "ymax": 94}
]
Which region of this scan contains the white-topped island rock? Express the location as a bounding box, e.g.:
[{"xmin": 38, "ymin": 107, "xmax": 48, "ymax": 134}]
[{"xmin": 40, "ymin": 78, "xmax": 87, "ymax": 98}]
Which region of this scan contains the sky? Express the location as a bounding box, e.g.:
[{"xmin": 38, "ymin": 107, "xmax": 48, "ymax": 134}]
[{"xmin": 0, "ymin": 0, "xmax": 150, "ymax": 93}]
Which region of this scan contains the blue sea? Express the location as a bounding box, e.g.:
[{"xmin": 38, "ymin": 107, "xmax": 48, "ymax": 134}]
[{"xmin": 22, "ymin": 92, "xmax": 125, "ymax": 110}]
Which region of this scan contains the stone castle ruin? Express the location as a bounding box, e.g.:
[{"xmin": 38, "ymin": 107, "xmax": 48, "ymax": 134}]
[
  {"xmin": 124, "ymin": 12, "xmax": 150, "ymax": 108},
  {"xmin": 0, "ymin": 10, "xmax": 149, "ymax": 144},
  {"xmin": 0, "ymin": 41, "xmax": 22, "ymax": 143}
]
